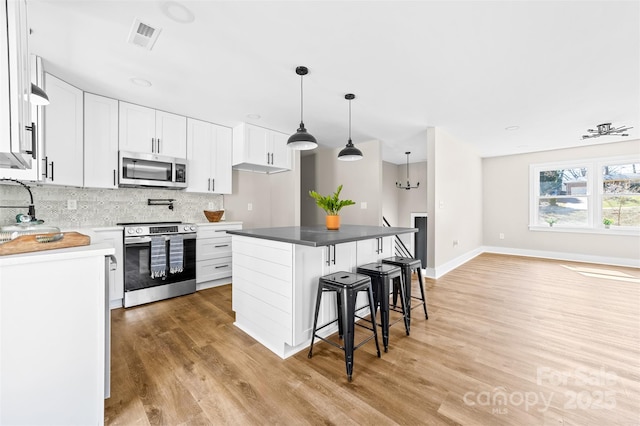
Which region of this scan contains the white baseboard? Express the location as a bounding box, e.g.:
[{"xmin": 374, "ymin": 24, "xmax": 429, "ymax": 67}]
[
  {"xmin": 482, "ymin": 246, "xmax": 640, "ymax": 269},
  {"xmin": 429, "ymin": 247, "xmax": 484, "ymax": 279},
  {"xmin": 425, "ymin": 246, "xmax": 639, "ymax": 280}
]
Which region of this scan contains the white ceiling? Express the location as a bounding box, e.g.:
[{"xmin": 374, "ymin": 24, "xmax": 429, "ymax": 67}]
[{"xmin": 27, "ymin": 0, "xmax": 639, "ymax": 165}]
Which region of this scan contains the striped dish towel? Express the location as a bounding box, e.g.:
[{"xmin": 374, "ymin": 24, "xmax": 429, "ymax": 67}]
[
  {"xmin": 150, "ymin": 236, "xmax": 167, "ymax": 278},
  {"xmin": 169, "ymin": 235, "xmax": 184, "ymax": 274}
]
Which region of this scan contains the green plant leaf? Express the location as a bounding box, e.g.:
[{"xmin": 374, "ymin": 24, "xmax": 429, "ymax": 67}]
[{"xmin": 309, "ymin": 184, "xmax": 355, "ymax": 215}]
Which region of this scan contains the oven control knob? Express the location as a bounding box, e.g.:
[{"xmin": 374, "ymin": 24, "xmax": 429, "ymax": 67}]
[
  {"xmin": 183, "ymin": 225, "xmax": 190, "ymax": 232},
  {"xmin": 190, "ymin": 225, "xmax": 196, "ymax": 231},
  {"xmin": 127, "ymin": 228, "xmax": 135, "ymax": 234},
  {"xmin": 136, "ymin": 227, "xmax": 143, "ymax": 234}
]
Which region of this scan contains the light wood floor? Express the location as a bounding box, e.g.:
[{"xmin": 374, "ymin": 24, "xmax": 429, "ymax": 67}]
[{"xmin": 105, "ymin": 253, "xmax": 640, "ymax": 425}]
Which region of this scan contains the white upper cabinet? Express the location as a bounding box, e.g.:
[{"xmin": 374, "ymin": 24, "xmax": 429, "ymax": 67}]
[
  {"xmin": 84, "ymin": 93, "xmax": 118, "ymax": 189},
  {"xmin": 232, "ymin": 123, "xmax": 292, "ymax": 173},
  {"xmin": 186, "ymin": 118, "xmax": 232, "ymax": 194},
  {"xmin": 0, "ymin": 0, "xmax": 32, "ymax": 170},
  {"xmin": 1, "ymin": 55, "xmax": 44, "ymax": 181},
  {"xmin": 119, "ymin": 101, "xmax": 186, "ymax": 158},
  {"xmin": 42, "ymin": 73, "xmax": 83, "ymax": 187}
]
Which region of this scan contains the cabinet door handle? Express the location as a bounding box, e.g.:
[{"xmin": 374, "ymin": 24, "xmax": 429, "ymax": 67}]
[
  {"xmin": 50, "ymin": 161, "xmax": 54, "ymax": 181},
  {"xmin": 215, "ymin": 264, "xmax": 229, "ymax": 269},
  {"xmin": 326, "ymin": 246, "xmax": 331, "ymax": 266},
  {"xmin": 25, "ymin": 122, "xmax": 36, "ymax": 159},
  {"xmin": 151, "ymin": 138, "xmax": 155, "ymax": 153},
  {"xmin": 208, "ymin": 178, "xmax": 211, "ymax": 191},
  {"xmin": 113, "ymin": 169, "xmax": 116, "ymax": 186},
  {"xmin": 266, "ymin": 152, "xmax": 270, "ymax": 164},
  {"xmin": 214, "ymin": 244, "xmax": 229, "ymax": 248},
  {"xmin": 332, "ymin": 244, "xmax": 336, "ymax": 265},
  {"xmin": 212, "ymin": 178, "xmax": 215, "ymax": 192},
  {"xmin": 157, "ymin": 138, "xmax": 161, "ymax": 153},
  {"xmin": 42, "ymin": 156, "xmax": 48, "ymax": 178}
]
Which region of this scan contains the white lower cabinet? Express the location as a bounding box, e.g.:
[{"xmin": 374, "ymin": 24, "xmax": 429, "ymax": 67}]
[
  {"xmin": 0, "ymin": 247, "xmax": 112, "ymax": 425},
  {"xmin": 196, "ymin": 222, "xmax": 242, "ymax": 289},
  {"xmin": 89, "ymin": 227, "xmax": 124, "ymax": 308},
  {"xmin": 232, "ymin": 236, "xmax": 361, "ymax": 359},
  {"xmin": 356, "ymin": 236, "xmax": 393, "ymax": 264}
]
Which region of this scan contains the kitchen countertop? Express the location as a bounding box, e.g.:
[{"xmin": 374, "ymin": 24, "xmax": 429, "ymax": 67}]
[
  {"xmin": 0, "ymin": 243, "xmax": 114, "ymax": 266},
  {"xmin": 227, "ymin": 224, "xmax": 417, "ymax": 247}
]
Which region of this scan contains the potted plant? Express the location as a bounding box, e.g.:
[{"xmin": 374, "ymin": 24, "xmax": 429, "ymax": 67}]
[
  {"xmin": 309, "ymin": 184, "xmax": 355, "ymax": 230},
  {"xmin": 603, "ymin": 218, "xmax": 613, "ymax": 229},
  {"xmin": 545, "ymin": 217, "xmax": 557, "ymax": 227}
]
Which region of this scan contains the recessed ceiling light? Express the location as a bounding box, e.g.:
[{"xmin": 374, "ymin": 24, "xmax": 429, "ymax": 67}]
[
  {"xmin": 161, "ymin": 1, "xmax": 195, "ymax": 23},
  {"xmin": 246, "ymin": 113, "xmax": 261, "ymax": 120},
  {"xmin": 130, "ymin": 77, "xmax": 152, "ymax": 87},
  {"xmin": 505, "ymin": 125, "xmax": 520, "ymax": 131}
]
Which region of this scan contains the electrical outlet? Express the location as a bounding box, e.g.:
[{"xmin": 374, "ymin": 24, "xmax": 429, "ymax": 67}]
[
  {"xmin": 360, "ymin": 202, "xmax": 367, "ymax": 209},
  {"xmin": 499, "ymin": 233, "xmax": 505, "ymax": 240},
  {"xmin": 208, "ymin": 202, "xmax": 215, "ymax": 210},
  {"xmin": 67, "ymin": 199, "xmax": 77, "ymax": 210},
  {"xmin": 247, "ymin": 203, "xmax": 253, "ymax": 211}
]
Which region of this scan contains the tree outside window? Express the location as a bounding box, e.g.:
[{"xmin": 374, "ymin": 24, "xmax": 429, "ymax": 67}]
[
  {"xmin": 602, "ymin": 162, "xmax": 640, "ymax": 227},
  {"xmin": 537, "ymin": 167, "xmax": 589, "ymax": 227}
]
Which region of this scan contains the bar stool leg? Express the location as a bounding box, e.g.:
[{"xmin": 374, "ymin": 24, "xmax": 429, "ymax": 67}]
[
  {"xmin": 416, "ymin": 267, "xmax": 428, "ymax": 319},
  {"xmin": 308, "ymin": 284, "xmax": 325, "ymax": 359},
  {"xmin": 401, "ymin": 266, "xmax": 412, "ymax": 331},
  {"xmin": 367, "ymin": 284, "xmax": 381, "ymax": 358},
  {"xmin": 377, "ymin": 276, "xmax": 390, "ymax": 352},
  {"xmin": 394, "ymin": 275, "xmax": 410, "ymax": 335},
  {"xmin": 341, "ymin": 287, "xmax": 356, "ymax": 381},
  {"xmin": 336, "ymin": 291, "xmax": 344, "ymax": 339}
]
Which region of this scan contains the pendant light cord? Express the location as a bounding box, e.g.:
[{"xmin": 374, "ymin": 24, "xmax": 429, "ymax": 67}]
[
  {"xmin": 348, "ymin": 97, "xmax": 352, "ymax": 141},
  {"xmin": 407, "ymin": 154, "xmax": 410, "ymax": 179},
  {"xmin": 300, "ymin": 75, "xmax": 304, "ymax": 124}
]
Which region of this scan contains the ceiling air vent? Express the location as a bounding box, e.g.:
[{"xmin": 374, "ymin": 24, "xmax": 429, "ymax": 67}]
[{"xmin": 127, "ymin": 18, "xmax": 162, "ymax": 50}]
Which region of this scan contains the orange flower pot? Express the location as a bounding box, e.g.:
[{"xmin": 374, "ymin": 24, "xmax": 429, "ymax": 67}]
[{"xmin": 326, "ymin": 215, "xmax": 340, "ymax": 230}]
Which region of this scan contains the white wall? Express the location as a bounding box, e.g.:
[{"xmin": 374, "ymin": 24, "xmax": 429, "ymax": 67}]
[
  {"xmin": 432, "ymin": 128, "xmax": 483, "ymax": 275},
  {"xmin": 305, "ymin": 140, "xmax": 383, "ymax": 226},
  {"xmin": 483, "ymin": 139, "xmax": 640, "ymax": 264},
  {"xmin": 223, "ymin": 151, "xmax": 300, "ymax": 228}
]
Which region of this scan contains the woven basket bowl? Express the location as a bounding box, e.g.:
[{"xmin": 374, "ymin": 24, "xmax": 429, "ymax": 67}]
[{"xmin": 204, "ymin": 210, "xmax": 224, "ymax": 222}]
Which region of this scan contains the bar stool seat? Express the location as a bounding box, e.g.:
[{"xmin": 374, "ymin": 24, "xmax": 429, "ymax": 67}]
[
  {"xmin": 381, "ymin": 256, "xmax": 429, "ymax": 331},
  {"xmin": 356, "ymin": 262, "xmax": 409, "ymax": 352},
  {"xmin": 308, "ymin": 272, "xmax": 381, "ymax": 381}
]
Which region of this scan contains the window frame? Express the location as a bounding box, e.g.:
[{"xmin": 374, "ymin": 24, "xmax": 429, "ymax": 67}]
[{"xmin": 529, "ymin": 155, "xmax": 640, "ymax": 235}]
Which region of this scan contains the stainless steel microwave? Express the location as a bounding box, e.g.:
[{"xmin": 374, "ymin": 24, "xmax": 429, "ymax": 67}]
[{"xmin": 118, "ymin": 151, "xmax": 187, "ymax": 189}]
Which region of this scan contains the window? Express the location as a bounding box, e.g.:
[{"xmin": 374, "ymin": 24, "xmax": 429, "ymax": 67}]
[
  {"xmin": 531, "ymin": 156, "xmax": 640, "ymax": 231},
  {"xmin": 602, "ymin": 161, "xmax": 640, "ymax": 227}
]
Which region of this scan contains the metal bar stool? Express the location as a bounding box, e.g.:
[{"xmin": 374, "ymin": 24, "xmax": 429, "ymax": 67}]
[
  {"xmin": 381, "ymin": 256, "xmax": 429, "ymax": 332},
  {"xmin": 308, "ymin": 272, "xmax": 381, "ymax": 381},
  {"xmin": 356, "ymin": 262, "xmax": 409, "ymax": 352}
]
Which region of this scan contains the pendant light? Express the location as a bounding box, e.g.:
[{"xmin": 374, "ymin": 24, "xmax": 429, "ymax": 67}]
[
  {"xmin": 287, "ymin": 66, "xmax": 317, "ymax": 150},
  {"xmin": 30, "ymin": 83, "xmax": 50, "ymax": 105},
  {"xmin": 337, "ymin": 93, "xmax": 363, "ymax": 161},
  {"xmin": 396, "ymin": 152, "xmax": 419, "ymax": 190}
]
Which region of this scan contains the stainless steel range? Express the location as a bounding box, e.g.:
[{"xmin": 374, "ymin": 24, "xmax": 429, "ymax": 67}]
[{"xmin": 118, "ymin": 221, "xmax": 197, "ymax": 308}]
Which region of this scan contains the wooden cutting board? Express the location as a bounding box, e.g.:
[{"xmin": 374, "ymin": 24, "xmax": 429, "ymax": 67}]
[{"xmin": 0, "ymin": 232, "xmax": 91, "ymax": 256}]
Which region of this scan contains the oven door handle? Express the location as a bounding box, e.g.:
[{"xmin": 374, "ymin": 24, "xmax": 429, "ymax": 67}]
[
  {"xmin": 124, "ymin": 234, "xmax": 197, "ymax": 245},
  {"xmin": 124, "ymin": 236, "xmax": 153, "ymax": 245}
]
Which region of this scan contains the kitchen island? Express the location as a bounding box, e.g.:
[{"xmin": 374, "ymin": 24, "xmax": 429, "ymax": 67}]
[{"xmin": 227, "ymin": 225, "xmax": 417, "ymax": 359}]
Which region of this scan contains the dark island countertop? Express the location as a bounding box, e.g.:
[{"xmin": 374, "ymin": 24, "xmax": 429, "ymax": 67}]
[{"xmin": 226, "ymin": 224, "xmax": 417, "ymax": 247}]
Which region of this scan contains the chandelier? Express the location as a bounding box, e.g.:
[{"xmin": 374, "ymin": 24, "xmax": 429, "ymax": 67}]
[{"xmin": 396, "ymin": 152, "xmax": 419, "ymax": 190}]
